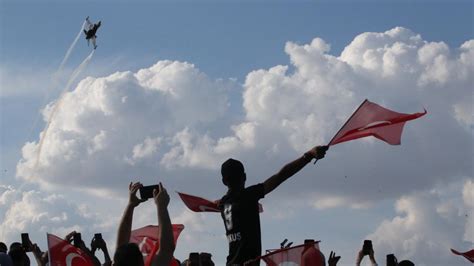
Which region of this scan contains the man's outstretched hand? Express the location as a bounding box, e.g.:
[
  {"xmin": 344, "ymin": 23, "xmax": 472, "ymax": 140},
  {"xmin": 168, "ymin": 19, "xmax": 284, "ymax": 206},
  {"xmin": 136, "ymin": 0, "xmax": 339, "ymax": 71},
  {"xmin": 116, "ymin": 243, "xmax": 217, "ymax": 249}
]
[{"xmin": 307, "ymin": 145, "xmax": 329, "ymax": 160}]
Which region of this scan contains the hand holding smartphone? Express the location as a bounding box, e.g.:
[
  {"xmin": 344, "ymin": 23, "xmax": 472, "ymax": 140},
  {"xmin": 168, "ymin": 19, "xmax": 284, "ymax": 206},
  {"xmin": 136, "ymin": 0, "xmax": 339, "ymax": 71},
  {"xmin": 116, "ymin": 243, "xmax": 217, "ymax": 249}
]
[
  {"xmin": 94, "ymin": 233, "xmax": 102, "ymax": 241},
  {"xmin": 363, "ymin": 240, "xmax": 372, "ymax": 255}
]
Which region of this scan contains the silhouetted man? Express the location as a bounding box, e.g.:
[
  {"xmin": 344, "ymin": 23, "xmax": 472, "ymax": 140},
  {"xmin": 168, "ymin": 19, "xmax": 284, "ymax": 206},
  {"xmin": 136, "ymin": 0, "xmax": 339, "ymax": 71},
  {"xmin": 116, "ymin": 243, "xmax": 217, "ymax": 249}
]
[{"xmin": 218, "ymin": 145, "xmax": 328, "ymax": 265}]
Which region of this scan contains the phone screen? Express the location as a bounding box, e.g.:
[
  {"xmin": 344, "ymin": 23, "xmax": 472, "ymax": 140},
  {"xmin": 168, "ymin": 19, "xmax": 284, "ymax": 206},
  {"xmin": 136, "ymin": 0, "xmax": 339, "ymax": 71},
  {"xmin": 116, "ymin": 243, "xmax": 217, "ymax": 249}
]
[{"xmin": 139, "ymin": 185, "xmax": 159, "ymax": 200}]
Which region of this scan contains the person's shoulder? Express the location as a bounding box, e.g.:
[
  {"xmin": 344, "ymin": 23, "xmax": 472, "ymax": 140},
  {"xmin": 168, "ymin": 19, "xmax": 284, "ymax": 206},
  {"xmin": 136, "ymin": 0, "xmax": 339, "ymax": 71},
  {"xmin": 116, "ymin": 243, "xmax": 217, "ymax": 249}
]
[
  {"xmin": 244, "ymin": 183, "xmax": 265, "ymax": 198},
  {"xmin": 245, "ymin": 183, "xmax": 264, "ymax": 191},
  {"xmin": 218, "ymin": 193, "xmax": 230, "ymax": 208}
]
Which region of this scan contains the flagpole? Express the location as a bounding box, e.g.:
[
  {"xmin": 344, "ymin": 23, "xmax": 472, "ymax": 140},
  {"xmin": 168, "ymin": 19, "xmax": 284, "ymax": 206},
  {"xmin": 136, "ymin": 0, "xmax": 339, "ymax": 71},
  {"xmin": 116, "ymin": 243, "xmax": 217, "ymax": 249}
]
[{"xmin": 314, "ymin": 99, "xmax": 368, "ymax": 164}]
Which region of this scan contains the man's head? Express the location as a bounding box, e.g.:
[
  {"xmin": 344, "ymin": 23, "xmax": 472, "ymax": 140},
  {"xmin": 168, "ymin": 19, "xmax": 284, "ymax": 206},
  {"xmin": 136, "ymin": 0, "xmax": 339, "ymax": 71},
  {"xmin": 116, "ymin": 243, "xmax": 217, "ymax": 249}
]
[
  {"xmin": 113, "ymin": 243, "xmax": 144, "ymax": 266},
  {"xmin": 398, "ymin": 260, "xmax": 415, "ymax": 266},
  {"xmin": 8, "ymin": 243, "xmax": 30, "ymax": 266},
  {"xmin": 0, "ymin": 242, "xmax": 7, "ymax": 253},
  {"xmin": 221, "ymin": 158, "xmax": 246, "ymax": 189}
]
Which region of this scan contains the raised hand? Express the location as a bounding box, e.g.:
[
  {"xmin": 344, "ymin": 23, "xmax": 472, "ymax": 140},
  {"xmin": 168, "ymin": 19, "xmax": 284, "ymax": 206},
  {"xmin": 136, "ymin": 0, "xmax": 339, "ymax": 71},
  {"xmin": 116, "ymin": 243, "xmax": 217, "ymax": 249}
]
[
  {"xmin": 64, "ymin": 231, "xmax": 77, "ymax": 243},
  {"xmin": 307, "ymin": 145, "xmax": 329, "ymax": 160},
  {"xmin": 128, "ymin": 182, "xmax": 146, "ymax": 207},
  {"xmin": 328, "ymin": 251, "xmax": 341, "ymax": 266},
  {"xmin": 153, "ymin": 182, "xmax": 170, "ymax": 208}
]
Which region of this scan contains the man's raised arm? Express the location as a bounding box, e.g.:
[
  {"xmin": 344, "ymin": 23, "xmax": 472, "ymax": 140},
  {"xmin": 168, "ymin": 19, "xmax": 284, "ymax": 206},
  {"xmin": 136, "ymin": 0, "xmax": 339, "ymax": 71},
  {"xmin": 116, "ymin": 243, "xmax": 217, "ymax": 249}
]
[
  {"xmin": 116, "ymin": 182, "xmax": 146, "ymax": 248},
  {"xmin": 263, "ymin": 145, "xmax": 328, "ymax": 195},
  {"xmin": 151, "ymin": 183, "xmax": 174, "ymax": 266}
]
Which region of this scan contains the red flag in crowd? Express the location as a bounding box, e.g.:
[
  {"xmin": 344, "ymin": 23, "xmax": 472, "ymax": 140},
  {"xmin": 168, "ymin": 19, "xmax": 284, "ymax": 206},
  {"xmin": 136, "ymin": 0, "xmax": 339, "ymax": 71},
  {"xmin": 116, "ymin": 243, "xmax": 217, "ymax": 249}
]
[
  {"xmin": 47, "ymin": 233, "xmax": 94, "ymax": 266},
  {"xmin": 451, "ymin": 248, "xmax": 474, "ymax": 263},
  {"xmin": 177, "ymin": 192, "xmax": 220, "ymax": 212},
  {"xmin": 129, "ymin": 224, "xmax": 184, "ymax": 266},
  {"xmin": 261, "ymin": 242, "xmax": 325, "ymax": 266},
  {"xmin": 178, "ymin": 191, "xmax": 263, "ymax": 213},
  {"xmin": 329, "ymin": 99, "xmax": 427, "ymax": 146}
]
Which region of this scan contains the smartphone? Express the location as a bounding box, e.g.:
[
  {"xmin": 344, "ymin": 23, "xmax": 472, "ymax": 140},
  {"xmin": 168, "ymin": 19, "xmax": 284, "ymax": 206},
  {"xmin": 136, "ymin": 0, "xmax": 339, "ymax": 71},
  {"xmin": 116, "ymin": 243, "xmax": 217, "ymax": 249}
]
[
  {"xmin": 21, "ymin": 233, "xmax": 32, "ymax": 252},
  {"xmin": 94, "ymin": 233, "xmax": 102, "ymax": 241},
  {"xmin": 73, "ymin": 233, "xmax": 82, "ymax": 246},
  {"xmin": 387, "ymin": 254, "xmax": 397, "ymax": 266},
  {"xmin": 139, "ymin": 184, "xmax": 160, "ymax": 200},
  {"xmin": 363, "ymin": 240, "xmax": 372, "ymax": 255}
]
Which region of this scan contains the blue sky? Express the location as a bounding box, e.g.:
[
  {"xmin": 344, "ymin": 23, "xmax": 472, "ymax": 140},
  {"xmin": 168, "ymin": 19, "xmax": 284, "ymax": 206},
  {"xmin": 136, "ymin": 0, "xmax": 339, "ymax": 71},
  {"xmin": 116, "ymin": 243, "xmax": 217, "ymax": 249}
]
[
  {"xmin": 2, "ymin": 1, "xmax": 472, "ymax": 168},
  {"xmin": 1, "ymin": 1, "xmax": 473, "ymax": 265}
]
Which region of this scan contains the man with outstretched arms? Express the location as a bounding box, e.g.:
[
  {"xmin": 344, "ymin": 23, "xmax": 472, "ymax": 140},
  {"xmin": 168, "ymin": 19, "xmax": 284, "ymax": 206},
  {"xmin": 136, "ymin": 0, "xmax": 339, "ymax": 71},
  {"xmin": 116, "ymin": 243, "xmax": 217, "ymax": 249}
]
[{"xmin": 218, "ymin": 145, "xmax": 328, "ymax": 265}]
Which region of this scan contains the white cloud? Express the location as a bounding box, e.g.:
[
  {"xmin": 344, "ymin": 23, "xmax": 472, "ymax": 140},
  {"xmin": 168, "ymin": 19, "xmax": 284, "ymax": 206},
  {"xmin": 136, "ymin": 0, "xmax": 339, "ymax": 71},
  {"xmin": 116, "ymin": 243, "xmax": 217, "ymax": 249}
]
[
  {"xmin": 16, "ymin": 60, "xmax": 233, "ymax": 191},
  {"xmin": 0, "ymin": 185, "xmax": 111, "ymax": 248},
  {"xmin": 125, "ymin": 136, "xmax": 162, "ymax": 165},
  {"xmin": 367, "ymin": 179, "xmax": 473, "ymax": 266},
  {"xmin": 312, "ymin": 195, "xmax": 371, "ymax": 210}
]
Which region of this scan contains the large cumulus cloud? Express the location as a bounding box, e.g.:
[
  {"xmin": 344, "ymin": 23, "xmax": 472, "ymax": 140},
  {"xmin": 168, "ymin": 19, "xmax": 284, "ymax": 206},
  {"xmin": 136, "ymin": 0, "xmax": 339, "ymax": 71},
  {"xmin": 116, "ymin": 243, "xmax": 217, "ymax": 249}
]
[
  {"xmin": 17, "ymin": 28, "xmax": 473, "ymax": 206},
  {"xmin": 17, "ymin": 60, "xmax": 232, "ymax": 191}
]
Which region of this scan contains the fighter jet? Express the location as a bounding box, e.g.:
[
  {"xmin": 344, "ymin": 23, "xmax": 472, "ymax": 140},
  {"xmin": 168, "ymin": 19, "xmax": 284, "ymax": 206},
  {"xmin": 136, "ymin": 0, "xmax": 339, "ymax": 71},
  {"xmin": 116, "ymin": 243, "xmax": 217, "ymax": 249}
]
[{"xmin": 84, "ymin": 16, "xmax": 101, "ymax": 49}]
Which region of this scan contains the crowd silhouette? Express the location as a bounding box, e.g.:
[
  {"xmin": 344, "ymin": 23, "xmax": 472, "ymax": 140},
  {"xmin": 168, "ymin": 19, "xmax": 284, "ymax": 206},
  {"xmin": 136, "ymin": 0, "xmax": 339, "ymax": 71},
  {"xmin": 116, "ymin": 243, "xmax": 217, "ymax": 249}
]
[{"xmin": 2, "ymin": 145, "xmax": 417, "ymax": 266}]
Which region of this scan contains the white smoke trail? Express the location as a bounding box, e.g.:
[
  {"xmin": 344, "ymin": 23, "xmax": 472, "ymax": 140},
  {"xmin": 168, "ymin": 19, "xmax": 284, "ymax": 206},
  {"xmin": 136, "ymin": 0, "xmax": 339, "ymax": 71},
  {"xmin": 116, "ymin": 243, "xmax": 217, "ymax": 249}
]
[
  {"xmin": 58, "ymin": 20, "xmax": 87, "ymax": 72},
  {"xmin": 34, "ymin": 49, "xmax": 95, "ymax": 171},
  {"xmin": 26, "ymin": 20, "xmax": 87, "ymax": 144}
]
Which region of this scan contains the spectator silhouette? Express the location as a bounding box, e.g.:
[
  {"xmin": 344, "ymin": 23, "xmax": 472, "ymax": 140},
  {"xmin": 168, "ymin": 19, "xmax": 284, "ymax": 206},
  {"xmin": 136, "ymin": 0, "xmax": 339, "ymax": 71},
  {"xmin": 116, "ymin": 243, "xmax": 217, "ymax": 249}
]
[
  {"xmin": 8, "ymin": 242, "xmax": 30, "ymax": 266},
  {"xmin": 115, "ymin": 182, "xmax": 174, "ymax": 266},
  {"xmin": 0, "ymin": 242, "xmax": 13, "ymax": 266},
  {"xmin": 218, "ymin": 145, "xmax": 328, "ymax": 265}
]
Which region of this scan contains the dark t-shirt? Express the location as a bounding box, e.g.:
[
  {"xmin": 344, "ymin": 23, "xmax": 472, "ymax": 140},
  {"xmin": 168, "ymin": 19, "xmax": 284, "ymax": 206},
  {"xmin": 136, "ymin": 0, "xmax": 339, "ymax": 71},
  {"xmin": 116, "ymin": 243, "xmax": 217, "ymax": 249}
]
[{"xmin": 219, "ymin": 184, "xmax": 265, "ymax": 266}]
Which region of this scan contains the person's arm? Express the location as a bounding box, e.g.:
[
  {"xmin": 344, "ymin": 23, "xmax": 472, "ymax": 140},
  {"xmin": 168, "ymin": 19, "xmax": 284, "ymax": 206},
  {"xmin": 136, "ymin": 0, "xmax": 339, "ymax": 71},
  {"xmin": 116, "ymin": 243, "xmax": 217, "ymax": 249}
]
[
  {"xmin": 102, "ymin": 244, "xmax": 112, "ymax": 266},
  {"xmin": 116, "ymin": 182, "xmax": 146, "ymax": 248},
  {"xmin": 151, "ymin": 183, "xmax": 174, "ymax": 266},
  {"xmin": 356, "ymin": 250, "xmax": 363, "ymax": 266},
  {"xmin": 368, "ymin": 249, "xmax": 378, "ymax": 266},
  {"xmin": 29, "ymin": 242, "xmax": 45, "ymax": 266},
  {"xmin": 92, "ymin": 237, "xmax": 111, "ymax": 266},
  {"xmin": 77, "ymin": 240, "xmax": 101, "ymax": 266},
  {"xmin": 263, "ymin": 145, "xmax": 328, "ymax": 195}
]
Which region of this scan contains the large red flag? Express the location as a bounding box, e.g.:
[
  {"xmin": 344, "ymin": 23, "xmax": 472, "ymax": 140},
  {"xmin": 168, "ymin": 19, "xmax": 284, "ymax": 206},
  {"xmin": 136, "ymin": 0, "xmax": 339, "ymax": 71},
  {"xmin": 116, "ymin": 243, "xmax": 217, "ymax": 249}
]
[
  {"xmin": 261, "ymin": 242, "xmax": 325, "ymax": 266},
  {"xmin": 177, "ymin": 192, "xmax": 263, "ymax": 213},
  {"xmin": 47, "ymin": 233, "xmax": 94, "ymax": 266},
  {"xmin": 129, "ymin": 224, "xmax": 184, "ymax": 266},
  {"xmin": 329, "ymin": 99, "xmax": 426, "ymax": 146},
  {"xmin": 451, "ymin": 248, "xmax": 474, "ymax": 263}
]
